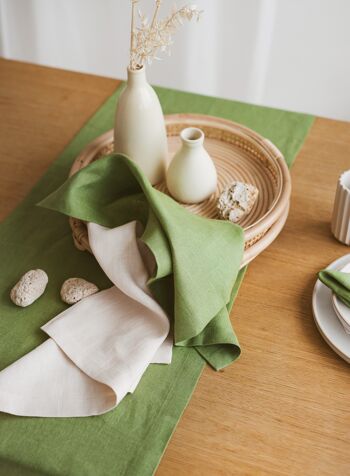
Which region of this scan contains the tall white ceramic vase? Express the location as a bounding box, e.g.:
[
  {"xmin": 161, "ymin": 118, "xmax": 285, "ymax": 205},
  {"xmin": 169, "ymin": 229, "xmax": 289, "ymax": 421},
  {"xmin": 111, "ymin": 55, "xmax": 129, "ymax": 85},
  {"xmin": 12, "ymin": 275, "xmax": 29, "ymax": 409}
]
[{"xmin": 114, "ymin": 66, "xmax": 168, "ymax": 185}]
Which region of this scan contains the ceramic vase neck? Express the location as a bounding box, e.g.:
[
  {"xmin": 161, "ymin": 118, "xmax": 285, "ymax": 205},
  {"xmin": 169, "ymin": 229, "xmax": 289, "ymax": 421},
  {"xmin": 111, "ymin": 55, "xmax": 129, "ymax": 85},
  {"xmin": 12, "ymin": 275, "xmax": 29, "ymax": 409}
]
[
  {"xmin": 127, "ymin": 66, "xmax": 147, "ymax": 87},
  {"xmin": 180, "ymin": 127, "xmax": 204, "ymax": 149}
]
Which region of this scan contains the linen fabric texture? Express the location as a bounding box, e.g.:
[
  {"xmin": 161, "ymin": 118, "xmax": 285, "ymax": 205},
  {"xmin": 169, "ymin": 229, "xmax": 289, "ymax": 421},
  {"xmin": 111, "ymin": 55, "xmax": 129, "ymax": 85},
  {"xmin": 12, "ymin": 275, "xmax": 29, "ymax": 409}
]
[
  {"xmin": 0, "ymin": 221, "xmax": 173, "ymax": 417},
  {"xmin": 40, "ymin": 154, "xmax": 245, "ymax": 370},
  {"xmin": 0, "ymin": 152, "xmax": 245, "ymax": 417}
]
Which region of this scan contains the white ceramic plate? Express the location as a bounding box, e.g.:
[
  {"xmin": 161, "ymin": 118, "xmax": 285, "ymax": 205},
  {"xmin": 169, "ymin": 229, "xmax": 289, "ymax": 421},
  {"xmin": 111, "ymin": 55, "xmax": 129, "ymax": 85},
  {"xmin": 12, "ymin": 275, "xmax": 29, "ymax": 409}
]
[
  {"xmin": 312, "ymin": 254, "xmax": 350, "ymax": 363},
  {"xmin": 332, "ymin": 262, "xmax": 350, "ymax": 333}
]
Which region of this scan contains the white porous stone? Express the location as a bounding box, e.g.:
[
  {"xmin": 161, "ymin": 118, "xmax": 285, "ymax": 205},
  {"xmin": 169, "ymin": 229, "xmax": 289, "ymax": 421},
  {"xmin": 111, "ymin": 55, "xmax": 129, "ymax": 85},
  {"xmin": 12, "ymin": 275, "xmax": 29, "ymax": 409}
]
[
  {"xmin": 217, "ymin": 181, "xmax": 259, "ymax": 223},
  {"xmin": 60, "ymin": 278, "xmax": 99, "ymax": 305},
  {"xmin": 10, "ymin": 269, "xmax": 48, "ymax": 307}
]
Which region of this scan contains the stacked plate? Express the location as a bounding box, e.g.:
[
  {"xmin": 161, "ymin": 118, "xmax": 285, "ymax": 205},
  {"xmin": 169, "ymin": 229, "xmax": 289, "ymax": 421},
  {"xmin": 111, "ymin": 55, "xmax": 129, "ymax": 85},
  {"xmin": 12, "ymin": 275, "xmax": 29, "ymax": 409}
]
[
  {"xmin": 69, "ymin": 114, "xmax": 291, "ymax": 268},
  {"xmin": 313, "ymin": 255, "xmax": 350, "ymax": 363}
]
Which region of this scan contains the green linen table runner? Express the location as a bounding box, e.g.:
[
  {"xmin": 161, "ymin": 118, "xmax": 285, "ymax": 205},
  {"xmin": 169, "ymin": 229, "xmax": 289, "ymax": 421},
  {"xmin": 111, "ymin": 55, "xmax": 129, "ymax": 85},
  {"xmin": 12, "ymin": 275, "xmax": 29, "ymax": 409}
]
[{"xmin": 0, "ymin": 83, "xmax": 314, "ymax": 476}]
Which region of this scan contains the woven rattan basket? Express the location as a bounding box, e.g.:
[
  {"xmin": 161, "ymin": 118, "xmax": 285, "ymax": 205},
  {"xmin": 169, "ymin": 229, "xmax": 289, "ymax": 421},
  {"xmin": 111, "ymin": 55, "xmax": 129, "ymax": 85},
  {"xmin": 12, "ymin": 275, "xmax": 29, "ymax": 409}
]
[{"xmin": 69, "ymin": 114, "xmax": 291, "ymax": 266}]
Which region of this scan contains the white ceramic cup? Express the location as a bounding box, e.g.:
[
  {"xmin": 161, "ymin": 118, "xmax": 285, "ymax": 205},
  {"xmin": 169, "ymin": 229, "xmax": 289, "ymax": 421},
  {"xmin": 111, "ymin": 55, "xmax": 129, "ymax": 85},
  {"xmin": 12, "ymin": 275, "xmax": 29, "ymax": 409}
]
[{"xmin": 331, "ymin": 170, "xmax": 350, "ymax": 245}]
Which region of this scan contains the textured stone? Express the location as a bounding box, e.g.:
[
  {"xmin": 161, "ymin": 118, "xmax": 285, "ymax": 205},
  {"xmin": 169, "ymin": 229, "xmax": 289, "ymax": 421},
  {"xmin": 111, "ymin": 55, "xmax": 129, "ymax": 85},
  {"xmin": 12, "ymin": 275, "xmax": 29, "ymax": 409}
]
[
  {"xmin": 217, "ymin": 181, "xmax": 259, "ymax": 223},
  {"xmin": 60, "ymin": 278, "xmax": 99, "ymax": 305},
  {"xmin": 10, "ymin": 269, "xmax": 48, "ymax": 307}
]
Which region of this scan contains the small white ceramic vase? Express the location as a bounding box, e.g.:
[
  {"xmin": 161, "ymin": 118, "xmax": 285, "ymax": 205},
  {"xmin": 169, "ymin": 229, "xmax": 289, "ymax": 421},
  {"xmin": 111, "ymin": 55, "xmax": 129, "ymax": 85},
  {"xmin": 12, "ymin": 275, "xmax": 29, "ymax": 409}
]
[
  {"xmin": 331, "ymin": 169, "xmax": 350, "ymax": 245},
  {"xmin": 114, "ymin": 66, "xmax": 168, "ymax": 185},
  {"xmin": 166, "ymin": 127, "xmax": 217, "ymax": 204}
]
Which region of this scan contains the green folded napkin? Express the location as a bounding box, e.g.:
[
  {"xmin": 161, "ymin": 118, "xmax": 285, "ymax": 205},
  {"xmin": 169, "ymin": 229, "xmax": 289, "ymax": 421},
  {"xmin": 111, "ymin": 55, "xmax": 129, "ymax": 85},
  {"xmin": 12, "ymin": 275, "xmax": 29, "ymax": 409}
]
[
  {"xmin": 318, "ymin": 269, "xmax": 350, "ymax": 307},
  {"xmin": 39, "ymin": 153, "xmax": 245, "ymax": 370}
]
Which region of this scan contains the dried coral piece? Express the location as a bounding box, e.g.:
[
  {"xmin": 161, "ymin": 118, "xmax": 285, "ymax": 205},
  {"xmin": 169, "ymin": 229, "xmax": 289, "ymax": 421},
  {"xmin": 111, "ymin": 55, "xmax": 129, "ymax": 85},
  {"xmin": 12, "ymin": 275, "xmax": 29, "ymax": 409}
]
[
  {"xmin": 60, "ymin": 278, "xmax": 99, "ymax": 305},
  {"xmin": 10, "ymin": 269, "xmax": 48, "ymax": 307},
  {"xmin": 217, "ymin": 181, "xmax": 259, "ymax": 223}
]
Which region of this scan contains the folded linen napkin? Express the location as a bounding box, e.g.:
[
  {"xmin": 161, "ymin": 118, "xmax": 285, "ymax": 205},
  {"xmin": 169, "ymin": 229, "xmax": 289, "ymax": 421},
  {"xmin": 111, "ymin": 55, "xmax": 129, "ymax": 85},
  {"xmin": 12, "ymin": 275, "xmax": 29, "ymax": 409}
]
[
  {"xmin": 0, "ymin": 154, "xmax": 244, "ymax": 418},
  {"xmin": 40, "ymin": 154, "xmax": 245, "ymax": 370},
  {"xmin": 318, "ymin": 269, "xmax": 350, "ymax": 307},
  {"xmin": 318, "ymin": 268, "xmax": 350, "ymax": 334},
  {"xmin": 0, "ymin": 221, "xmax": 172, "ymax": 417}
]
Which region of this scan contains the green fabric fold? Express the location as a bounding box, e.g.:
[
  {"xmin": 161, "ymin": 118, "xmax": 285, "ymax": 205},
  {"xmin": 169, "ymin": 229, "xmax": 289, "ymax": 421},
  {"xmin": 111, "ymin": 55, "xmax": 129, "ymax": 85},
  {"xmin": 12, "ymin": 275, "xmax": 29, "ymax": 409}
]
[
  {"xmin": 318, "ymin": 269, "xmax": 350, "ymax": 307},
  {"xmin": 39, "ymin": 154, "xmax": 245, "ymax": 370}
]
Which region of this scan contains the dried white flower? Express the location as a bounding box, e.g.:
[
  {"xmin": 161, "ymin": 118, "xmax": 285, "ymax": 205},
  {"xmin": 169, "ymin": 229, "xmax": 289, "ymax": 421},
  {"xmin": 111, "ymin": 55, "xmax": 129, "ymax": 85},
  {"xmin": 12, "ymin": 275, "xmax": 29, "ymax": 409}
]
[{"xmin": 129, "ymin": 0, "xmax": 203, "ymax": 70}]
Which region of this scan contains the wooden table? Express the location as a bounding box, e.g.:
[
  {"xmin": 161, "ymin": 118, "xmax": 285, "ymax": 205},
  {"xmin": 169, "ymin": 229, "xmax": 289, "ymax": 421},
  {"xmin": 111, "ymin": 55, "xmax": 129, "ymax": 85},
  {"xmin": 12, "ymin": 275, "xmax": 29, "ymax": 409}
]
[{"xmin": 1, "ymin": 58, "xmax": 349, "ymax": 476}]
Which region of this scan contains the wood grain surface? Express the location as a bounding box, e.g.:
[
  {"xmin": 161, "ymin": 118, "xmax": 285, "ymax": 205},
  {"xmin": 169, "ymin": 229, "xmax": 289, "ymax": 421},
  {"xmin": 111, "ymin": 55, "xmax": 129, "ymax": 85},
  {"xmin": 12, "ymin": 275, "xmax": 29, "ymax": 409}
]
[{"xmin": 1, "ymin": 58, "xmax": 349, "ymax": 476}]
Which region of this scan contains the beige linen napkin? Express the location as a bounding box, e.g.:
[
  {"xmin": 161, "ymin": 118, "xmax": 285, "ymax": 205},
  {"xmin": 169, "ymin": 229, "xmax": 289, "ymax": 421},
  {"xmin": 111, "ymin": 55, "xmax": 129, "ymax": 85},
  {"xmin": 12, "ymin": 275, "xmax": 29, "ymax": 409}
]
[{"xmin": 0, "ymin": 221, "xmax": 172, "ymax": 417}]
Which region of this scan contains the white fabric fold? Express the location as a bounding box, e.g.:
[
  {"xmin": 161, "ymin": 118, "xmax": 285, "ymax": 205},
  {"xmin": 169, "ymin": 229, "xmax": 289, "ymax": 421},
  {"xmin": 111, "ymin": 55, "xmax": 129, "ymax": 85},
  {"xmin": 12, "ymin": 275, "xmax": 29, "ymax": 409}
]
[{"xmin": 0, "ymin": 221, "xmax": 172, "ymax": 417}]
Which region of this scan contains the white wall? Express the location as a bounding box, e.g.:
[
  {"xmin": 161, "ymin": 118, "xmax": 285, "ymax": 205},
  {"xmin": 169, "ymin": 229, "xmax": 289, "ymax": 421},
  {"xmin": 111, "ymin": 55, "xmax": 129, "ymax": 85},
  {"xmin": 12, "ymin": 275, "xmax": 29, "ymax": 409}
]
[{"xmin": 1, "ymin": 0, "xmax": 350, "ymax": 121}]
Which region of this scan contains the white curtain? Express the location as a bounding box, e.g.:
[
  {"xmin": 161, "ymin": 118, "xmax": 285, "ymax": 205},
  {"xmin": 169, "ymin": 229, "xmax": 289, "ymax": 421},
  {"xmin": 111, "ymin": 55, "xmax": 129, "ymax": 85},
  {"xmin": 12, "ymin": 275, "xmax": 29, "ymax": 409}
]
[{"xmin": 1, "ymin": 0, "xmax": 350, "ymax": 121}]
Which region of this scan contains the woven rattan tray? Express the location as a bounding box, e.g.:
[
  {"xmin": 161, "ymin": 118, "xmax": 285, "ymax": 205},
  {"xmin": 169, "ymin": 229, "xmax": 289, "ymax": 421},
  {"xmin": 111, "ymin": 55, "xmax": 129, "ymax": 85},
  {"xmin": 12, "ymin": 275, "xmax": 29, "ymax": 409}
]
[{"xmin": 69, "ymin": 114, "xmax": 291, "ymax": 267}]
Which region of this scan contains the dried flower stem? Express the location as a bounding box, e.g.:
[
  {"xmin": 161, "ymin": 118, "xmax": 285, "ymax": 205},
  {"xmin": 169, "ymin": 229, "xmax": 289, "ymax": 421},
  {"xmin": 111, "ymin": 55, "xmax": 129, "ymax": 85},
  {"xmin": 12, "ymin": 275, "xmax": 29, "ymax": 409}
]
[
  {"xmin": 130, "ymin": 0, "xmax": 139, "ymax": 69},
  {"xmin": 129, "ymin": 0, "xmax": 202, "ymax": 70},
  {"xmin": 151, "ymin": 0, "xmax": 162, "ymax": 29}
]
